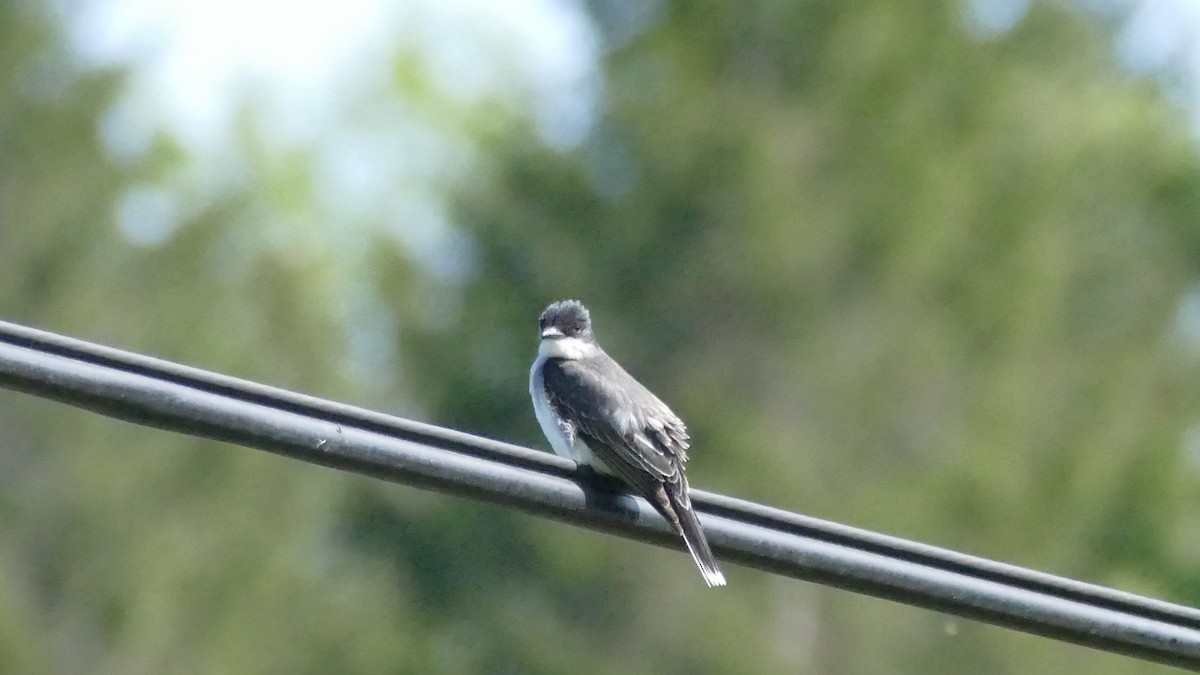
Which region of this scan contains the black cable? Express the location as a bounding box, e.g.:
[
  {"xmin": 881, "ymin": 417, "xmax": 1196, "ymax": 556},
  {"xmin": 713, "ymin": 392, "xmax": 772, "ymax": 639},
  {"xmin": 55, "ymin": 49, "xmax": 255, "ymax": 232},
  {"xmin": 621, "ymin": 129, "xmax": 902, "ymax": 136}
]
[{"xmin": 1, "ymin": 320, "xmax": 1199, "ymax": 669}]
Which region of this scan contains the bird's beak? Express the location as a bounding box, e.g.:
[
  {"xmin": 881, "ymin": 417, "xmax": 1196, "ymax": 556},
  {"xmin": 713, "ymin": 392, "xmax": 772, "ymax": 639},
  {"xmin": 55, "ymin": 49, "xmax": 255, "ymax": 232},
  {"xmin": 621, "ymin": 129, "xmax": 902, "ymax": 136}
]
[{"xmin": 541, "ymin": 326, "xmax": 564, "ymax": 339}]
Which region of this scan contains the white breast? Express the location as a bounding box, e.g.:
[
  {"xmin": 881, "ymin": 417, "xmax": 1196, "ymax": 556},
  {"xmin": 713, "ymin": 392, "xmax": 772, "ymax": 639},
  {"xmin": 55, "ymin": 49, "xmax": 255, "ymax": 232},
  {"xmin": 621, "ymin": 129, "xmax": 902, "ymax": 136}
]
[
  {"xmin": 529, "ymin": 346, "xmax": 609, "ymax": 472},
  {"xmin": 529, "ymin": 357, "xmax": 575, "ymax": 459}
]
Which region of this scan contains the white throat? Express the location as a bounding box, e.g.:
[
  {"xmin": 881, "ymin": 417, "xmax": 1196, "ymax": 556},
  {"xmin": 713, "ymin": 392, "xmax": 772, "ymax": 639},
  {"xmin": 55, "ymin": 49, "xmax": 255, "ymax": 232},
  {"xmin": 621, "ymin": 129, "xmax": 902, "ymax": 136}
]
[{"xmin": 536, "ymin": 336, "xmax": 597, "ymax": 361}]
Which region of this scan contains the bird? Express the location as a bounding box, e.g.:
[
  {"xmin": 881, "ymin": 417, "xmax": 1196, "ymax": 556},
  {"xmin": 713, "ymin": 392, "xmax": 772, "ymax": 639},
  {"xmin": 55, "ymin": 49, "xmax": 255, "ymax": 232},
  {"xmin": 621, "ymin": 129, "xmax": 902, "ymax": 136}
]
[{"xmin": 528, "ymin": 299, "xmax": 726, "ymax": 587}]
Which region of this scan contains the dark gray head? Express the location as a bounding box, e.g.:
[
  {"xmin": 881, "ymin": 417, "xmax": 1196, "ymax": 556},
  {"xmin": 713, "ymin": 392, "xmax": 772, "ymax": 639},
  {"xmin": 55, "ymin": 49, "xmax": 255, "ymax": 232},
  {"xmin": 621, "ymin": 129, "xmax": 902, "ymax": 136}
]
[{"xmin": 538, "ymin": 299, "xmax": 595, "ymax": 344}]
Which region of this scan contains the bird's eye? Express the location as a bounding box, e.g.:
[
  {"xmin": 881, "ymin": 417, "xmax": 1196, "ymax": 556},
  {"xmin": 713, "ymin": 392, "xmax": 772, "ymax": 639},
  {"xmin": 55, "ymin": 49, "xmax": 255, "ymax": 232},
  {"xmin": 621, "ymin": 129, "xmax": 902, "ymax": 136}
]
[{"xmin": 574, "ymin": 321, "xmax": 587, "ymax": 333}]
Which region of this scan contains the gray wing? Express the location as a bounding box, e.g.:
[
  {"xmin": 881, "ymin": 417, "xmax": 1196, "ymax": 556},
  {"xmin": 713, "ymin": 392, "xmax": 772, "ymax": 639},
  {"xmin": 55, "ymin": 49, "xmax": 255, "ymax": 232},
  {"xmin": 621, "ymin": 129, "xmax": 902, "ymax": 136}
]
[
  {"xmin": 543, "ymin": 355, "xmax": 727, "ymax": 586},
  {"xmin": 540, "ymin": 355, "xmax": 690, "ymax": 487}
]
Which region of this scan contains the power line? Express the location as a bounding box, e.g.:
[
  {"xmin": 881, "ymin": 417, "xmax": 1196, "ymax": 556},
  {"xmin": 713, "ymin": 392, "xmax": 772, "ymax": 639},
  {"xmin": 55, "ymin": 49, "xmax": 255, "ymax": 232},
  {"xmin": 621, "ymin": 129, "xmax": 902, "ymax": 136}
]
[{"xmin": 0, "ymin": 319, "xmax": 1198, "ymax": 670}]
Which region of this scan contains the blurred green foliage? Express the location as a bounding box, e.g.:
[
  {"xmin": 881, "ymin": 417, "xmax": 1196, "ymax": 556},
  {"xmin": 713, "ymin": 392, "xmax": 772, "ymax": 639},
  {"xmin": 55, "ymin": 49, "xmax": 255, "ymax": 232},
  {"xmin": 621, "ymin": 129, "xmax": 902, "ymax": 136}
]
[{"xmin": 3, "ymin": 0, "xmax": 1200, "ymax": 673}]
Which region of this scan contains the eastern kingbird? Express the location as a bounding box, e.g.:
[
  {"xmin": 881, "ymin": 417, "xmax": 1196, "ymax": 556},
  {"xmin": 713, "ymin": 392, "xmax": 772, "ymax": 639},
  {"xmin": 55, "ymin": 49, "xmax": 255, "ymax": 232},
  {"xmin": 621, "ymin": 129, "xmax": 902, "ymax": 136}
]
[{"xmin": 529, "ymin": 299, "xmax": 726, "ymax": 587}]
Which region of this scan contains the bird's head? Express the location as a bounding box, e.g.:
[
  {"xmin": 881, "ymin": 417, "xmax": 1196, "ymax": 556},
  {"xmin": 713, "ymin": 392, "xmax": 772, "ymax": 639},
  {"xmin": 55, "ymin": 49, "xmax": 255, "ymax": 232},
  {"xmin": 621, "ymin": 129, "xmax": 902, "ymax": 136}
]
[{"xmin": 537, "ymin": 299, "xmax": 597, "ymax": 358}]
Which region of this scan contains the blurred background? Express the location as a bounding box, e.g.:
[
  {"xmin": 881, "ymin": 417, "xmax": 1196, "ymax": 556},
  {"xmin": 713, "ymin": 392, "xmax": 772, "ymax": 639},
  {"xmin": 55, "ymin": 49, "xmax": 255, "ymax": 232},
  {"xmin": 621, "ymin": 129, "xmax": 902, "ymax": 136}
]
[{"xmin": 3, "ymin": 0, "xmax": 1200, "ymax": 672}]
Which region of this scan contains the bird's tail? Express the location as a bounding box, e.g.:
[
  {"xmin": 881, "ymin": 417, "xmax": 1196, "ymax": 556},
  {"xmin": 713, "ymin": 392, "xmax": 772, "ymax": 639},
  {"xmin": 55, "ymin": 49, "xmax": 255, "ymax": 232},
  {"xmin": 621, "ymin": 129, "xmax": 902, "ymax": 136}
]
[{"xmin": 665, "ymin": 480, "xmax": 726, "ymax": 588}]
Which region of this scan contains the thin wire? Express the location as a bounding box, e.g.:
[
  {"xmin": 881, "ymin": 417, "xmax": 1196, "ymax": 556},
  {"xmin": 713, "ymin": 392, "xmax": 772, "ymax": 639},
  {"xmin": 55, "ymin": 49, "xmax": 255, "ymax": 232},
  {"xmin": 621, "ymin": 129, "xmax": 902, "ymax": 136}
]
[{"xmin": 1, "ymin": 319, "xmax": 1199, "ymax": 670}]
